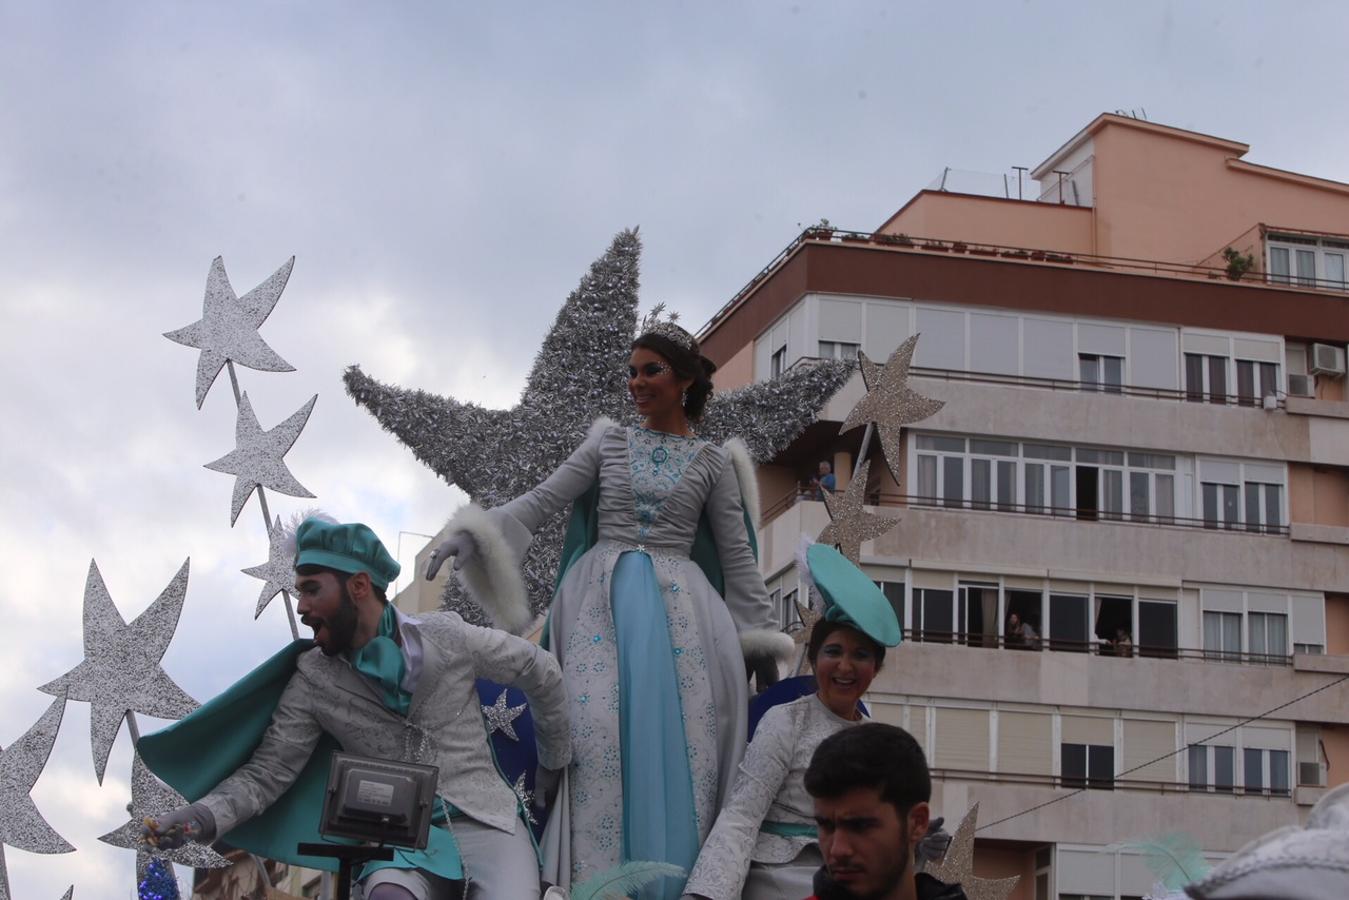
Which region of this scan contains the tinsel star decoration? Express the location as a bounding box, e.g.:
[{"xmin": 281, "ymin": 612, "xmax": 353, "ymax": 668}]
[
  {"xmin": 100, "ymin": 755, "xmax": 230, "ymax": 882},
  {"xmin": 0, "ymin": 698, "xmax": 75, "ymax": 900},
  {"xmin": 512, "ymin": 773, "xmax": 537, "ymax": 827},
  {"xmin": 920, "ymin": 804, "xmax": 1019, "ymax": 900},
  {"xmin": 38, "ymin": 560, "xmax": 199, "ymax": 784},
  {"xmin": 817, "ymin": 459, "xmax": 899, "ymax": 564},
  {"xmin": 345, "ymin": 228, "xmax": 854, "ymax": 625},
  {"xmin": 242, "ymin": 515, "xmax": 296, "ymax": 619},
  {"xmin": 790, "ymin": 599, "xmax": 822, "ymax": 646},
  {"xmin": 482, "ymin": 690, "xmax": 527, "ymax": 742},
  {"xmin": 204, "ymin": 392, "xmax": 316, "ymax": 526},
  {"xmin": 164, "ymin": 256, "xmax": 296, "ymax": 409},
  {"xmin": 842, "ymin": 334, "xmax": 944, "ymax": 485}
]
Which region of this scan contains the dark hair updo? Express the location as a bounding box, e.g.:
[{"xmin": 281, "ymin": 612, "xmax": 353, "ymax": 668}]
[{"xmin": 631, "ymin": 331, "xmax": 718, "ymax": 421}]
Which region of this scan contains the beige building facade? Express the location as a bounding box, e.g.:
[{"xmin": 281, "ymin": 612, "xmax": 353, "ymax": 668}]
[{"xmin": 698, "ymin": 113, "xmax": 1349, "ymax": 900}]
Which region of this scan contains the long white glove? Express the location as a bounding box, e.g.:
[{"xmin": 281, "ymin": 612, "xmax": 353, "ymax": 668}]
[
  {"xmin": 141, "ymin": 802, "xmax": 216, "ymax": 850},
  {"xmin": 424, "ymin": 531, "xmax": 479, "ymax": 579}
]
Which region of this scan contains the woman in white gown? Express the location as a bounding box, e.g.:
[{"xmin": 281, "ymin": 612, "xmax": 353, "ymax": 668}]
[
  {"xmin": 682, "ymin": 543, "xmax": 902, "ymax": 900},
  {"xmin": 436, "ymin": 320, "xmax": 793, "ymax": 898}
]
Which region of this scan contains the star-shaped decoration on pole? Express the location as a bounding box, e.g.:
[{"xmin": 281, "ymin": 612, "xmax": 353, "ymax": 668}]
[
  {"xmin": 345, "ymin": 229, "xmax": 855, "ymax": 624},
  {"xmin": 241, "ymin": 515, "xmax": 297, "ymax": 619},
  {"xmin": 0, "ymin": 698, "xmax": 75, "ymax": 900},
  {"xmin": 817, "ymin": 460, "xmax": 900, "ymax": 564},
  {"xmin": 204, "ymin": 392, "xmax": 316, "ymax": 527},
  {"xmin": 482, "ymin": 690, "xmax": 527, "ymax": 742},
  {"xmin": 841, "ymin": 334, "xmax": 945, "ymax": 485},
  {"xmin": 512, "ymin": 773, "xmax": 537, "ymax": 827},
  {"xmin": 99, "ymin": 754, "xmax": 231, "ymax": 881},
  {"xmin": 790, "ymin": 599, "xmax": 823, "ymax": 646},
  {"xmin": 920, "ymin": 804, "xmax": 1019, "ymax": 900},
  {"xmin": 38, "ymin": 560, "xmax": 199, "ymax": 784},
  {"xmin": 164, "ymin": 256, "xmax": 296, "ymax": 409}
]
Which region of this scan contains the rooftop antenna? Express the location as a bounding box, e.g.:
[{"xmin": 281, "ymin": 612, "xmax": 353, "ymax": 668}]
[{"xmin": 1012, "ymin": 166, "xmax": 1028, "ymax": 200}]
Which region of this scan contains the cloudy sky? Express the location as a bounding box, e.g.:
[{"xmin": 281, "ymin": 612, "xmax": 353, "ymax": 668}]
[{"xmin": 4, "ymin": 1, "xmax": 1348, "ymax": 895}]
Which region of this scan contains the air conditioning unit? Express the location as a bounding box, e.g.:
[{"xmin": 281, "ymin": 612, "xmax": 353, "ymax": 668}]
[
  {"xmin": 1299, "ymin": 761, "xmax": 1324, "ymax": 787},
  {"xmin": 1310, "ymin": 342, "xmax": 1347, "ymax": 377},
  {"xmin": 1287, "ymin": 373, "xmax": 1315, "ymax": 397}
]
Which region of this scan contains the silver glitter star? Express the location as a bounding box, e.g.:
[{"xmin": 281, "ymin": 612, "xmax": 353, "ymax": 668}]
[
  {"xmin": 920, "ymin": 804, "xmax": 1019, "ymax": 900},
  {"xmin": 817, "ymin": 459, "xmax": 900, "ymax": 565},
  {"xmin": 204, "ymin": 391, "xmax": 316, "ymax": 527},
  {"xmin": 164, "ymin": 256, "xmax": 297, "ymax": 409},
  {"xmin": 482, "ymin": 690, "xmax": 527, "ymax": 742},
  {"xmin": 841, "ymin": 334, "xmax": 945, "ymax": 485},
  {"xmin": 790, "ymin": 599, "xmax": 823, "ymax": 646},
  {"xmin": 512, "ymin": 772, "xmax": 537, "ymax": 826},
  {"xmin": 241, "ymin": 515, "xmax": 296, "ymax": 619},
  {"xmin": 99, "ymin": 754, "xmax": 230, "ymax": 881},
  {"xmin": 38, "ymin": 560, "xmax": 199, "ymax": 784},
  {"xmin": 344, "ymin": 229, "xmax": 854, "ymax": 623},
  {"xmin": 0, "ymin": 697, "xmax": 74, "ymax": 900}
]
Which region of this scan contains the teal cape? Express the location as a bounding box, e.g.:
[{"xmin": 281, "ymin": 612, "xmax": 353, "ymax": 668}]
[
  {"xmin": 138, "ymin": 640, "xmax": 463, "ymax": 878},
  {"xmin": 544, "ymin": 482, "xmax": 758, "ymax": 649}
]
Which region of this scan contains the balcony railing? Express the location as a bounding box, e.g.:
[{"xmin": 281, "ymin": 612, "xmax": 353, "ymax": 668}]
[
  {"xmin": 696, "ymin": 226, "xmax": 1349, "ymax": 341},
  {"xmin": 928, "ymin": 766, "xmax": 1294, "ymax": 798},
  {"xmin": 899, "ymin": 628, "xmax": 1293, "ymax": 667},
  {"xmin": 763, "ymin": 487, "xmax": 1291, "ymax": 538}
]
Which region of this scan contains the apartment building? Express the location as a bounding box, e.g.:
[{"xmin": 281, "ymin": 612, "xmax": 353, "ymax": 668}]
[{"xmin": 696, "ymin": 113, "xmax": 1349, "ymax": 900}]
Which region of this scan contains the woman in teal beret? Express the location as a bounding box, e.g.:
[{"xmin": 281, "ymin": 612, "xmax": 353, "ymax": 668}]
[{"xmin": 682, "ymin": 543, "xmax": 900, "ymax": 900}]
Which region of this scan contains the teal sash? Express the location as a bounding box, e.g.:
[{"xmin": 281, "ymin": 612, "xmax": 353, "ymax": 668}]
[
  {"xmin": 762, "ymin": 820, "xmax": 818, "ymax": 838},
  {"xmin": 349, "ymin": 603, "xmax": 410, "ymax": 716}
]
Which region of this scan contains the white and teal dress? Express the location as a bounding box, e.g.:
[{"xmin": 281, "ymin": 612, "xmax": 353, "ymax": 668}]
[{"xmin": 453, "ymin": 420, "xmax": 789, "ymax": 898}]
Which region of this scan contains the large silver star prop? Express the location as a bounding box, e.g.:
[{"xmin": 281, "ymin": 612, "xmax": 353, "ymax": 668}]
[
  {"xmin": 99, "ymin": 755, "xmax": 230, "ymax": 881},
  {"xmin": 0, "ymin": 698, "xmax": 74, "ymax": 900},
  {"xmin": 204, "ymin": 392, "xmax": 316, "ymax": 526},
  {"xmin": 345, "ymin": 229, "xmax": 854, "ymax": 623},
  {"xmin": 38, "ymin": 561, "xmax": 198, "ymax": 784},
  {"xmin": 842, "ymin": 334, "xmax": 945, "ymax": 485},
  {"xmin": 164, "ymin": 256, "xmax": 296, "ymax": 408},
  {"xmin": 242, "ymin": 515, "xmax": 297, "ymax": 619},
  {"xmin": 920, "ymin": 804, "xmax": 1019, "ymax": 900},
  {"xmin": 817, "ymin": 459, "xmax": 900, "ymax": 564}
]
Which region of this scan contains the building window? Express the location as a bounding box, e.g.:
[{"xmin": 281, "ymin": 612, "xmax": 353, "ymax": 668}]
[
  {"xmin": 969, "ymin": 440, "xmax": 1017, "ymax": 511},
  {"xmin": 1243, "ymin": 483, "xmax": 1283, "ymax": 533},
  {"xmin": 1024, "ymin": 443, "xmax": 1072, "ymax": 516},
  {"xmin": 1137, "ymin": 600, "xmax": 1179, "ymax": 658},
  {"xmin": 878, "ymin": 581, "xmax": 905, "ymax": 630},
  {"xmin": 1247, "ymin": 612, "xmax": 1288, "ymax": 662},
  {"xmin": 1268, "ymin": 234, "xmax": 1349, "ymax": 290},
  {"xmin": 1061, "ymin": 743, "xmax": 1114, "ymax": 789},
  {"xmin": 1201, "ymin": 482, "xmax": 1240, "ymax": 529},
  {"xmin": 1079, "ymin": 353, "xmax": 1123, "ymax": 393},
  {"xmin": 818, "ymin": 340, "xmax": 860, "ymax": 360},
  {"xmin": 1244, "ymin": 748, "xmax": 1291, "ymax": 796},
  {"xmin": 912, "ymin": 588, "xmax": 955, "ymax": 643},
  {"xmin": 1203, "ymin": 611, "xmax": 1242, "ymax": 661},
  {"xmin": 1185, "ymin": 353, "xmax": 1229, "ymax": 403},
  {"xmin": 1049, "ymin": 593, "xmax": 1090, "ymax": 653},
  {"xmin": 770, "ymin": 345, "xmax": 787, "ymax": 378},
  {"xmin": 1236, "ymin": 360, "xmax": 1279, "ymax": 407},
  {"xmin": 1189, "ymin": 744, "xmax": 1235, "ymax": 792},
  {"xmin": 1294, "ymin": 642, "xmax": 1324, "ymax": 655}
]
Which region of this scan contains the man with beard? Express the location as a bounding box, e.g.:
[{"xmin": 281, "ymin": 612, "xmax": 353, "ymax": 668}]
[
  {"xmin": 804, "ymin": 724, "xmax": 967, "ymax": 900},
  {"xmin": 141, "ymin": 518, "xmax": 570, "ymax": 900}
]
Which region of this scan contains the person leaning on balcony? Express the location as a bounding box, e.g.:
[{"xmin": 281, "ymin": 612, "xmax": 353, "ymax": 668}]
[
  {"xmin": 682, "ymin": 543, "xmax": 949, "ymax": 900},
  {"xmin": 1112, "ymin": 627, "xmax": 1134, "ymax": 657},
  {"xmin": 1006, "ymin": 612, "xmax": 1040, "ymax": 650},
  {"xmin": 810, "ymin": 460, "xmax": 837, "ymax": 500}
]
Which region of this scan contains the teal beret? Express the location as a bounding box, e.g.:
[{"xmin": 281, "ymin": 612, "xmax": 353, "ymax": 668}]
[
  {"xmin": 807, "ymin": 543, "xmax": 902, "ymax": 647},
  {"xmin": 294, "ymin": 519, "xmax": 401, "ymax": 591}
]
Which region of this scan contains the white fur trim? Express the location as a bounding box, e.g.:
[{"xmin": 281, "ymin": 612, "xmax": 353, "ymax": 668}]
[
  {"xmin": 722, "ymin": 437, "xmax": 761, "ymax": 527},
  {"xmin": 446, "ymin": 504, "xmax": 533, "ymax": 635},
  {"xmin": 739, "ymin": 628, "xmax": 796, "ymax": 664}
]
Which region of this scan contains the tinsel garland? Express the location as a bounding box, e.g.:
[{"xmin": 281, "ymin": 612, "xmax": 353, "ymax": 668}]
[{"xmin": 345, "ymin": 228, "xmax": 854, "ymax": 625}]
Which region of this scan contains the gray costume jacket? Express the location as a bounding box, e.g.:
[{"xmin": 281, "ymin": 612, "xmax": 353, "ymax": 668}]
[{"xmin": 197, "ymin": 610, "xmax": 570, "ymax": 837}]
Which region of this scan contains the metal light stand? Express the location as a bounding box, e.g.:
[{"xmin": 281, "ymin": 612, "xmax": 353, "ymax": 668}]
[{"xmin": 295, "ymin": 842, "xmax": 395, "ymax": 900}]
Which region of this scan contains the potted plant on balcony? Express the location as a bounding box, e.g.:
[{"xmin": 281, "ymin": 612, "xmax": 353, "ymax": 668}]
[
  {"xmin": 1222, "ymin": 246, "xmax": 1257, "ymax": 281},
  {"xmin": 840, "ymin": 230, "xmax": 871, "ymax": 244},
  {"xmin": 805, "ymin": 217, "xmax": 835, "ymax": 241}
]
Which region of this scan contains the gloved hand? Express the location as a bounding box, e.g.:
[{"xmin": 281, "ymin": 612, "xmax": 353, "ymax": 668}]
[
  {"xmin": 533, "ymin": 765, "xmax": 562, "ymax": 817},
  {"xmin": 424, "ymin": 531, "xmax": 478, "ymax": 580},
  {"xmin": 916, "ymin": 816, "xmax": 951, "ymax": 866},
  {"xmin": 141, "ymin": 803, "xmax": 216, "ymax": 850}
]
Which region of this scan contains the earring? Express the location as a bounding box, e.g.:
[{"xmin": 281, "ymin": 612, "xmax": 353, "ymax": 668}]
[{"xmin": 681, "ymin": 389, "xmax": 688, "ymax": 406}]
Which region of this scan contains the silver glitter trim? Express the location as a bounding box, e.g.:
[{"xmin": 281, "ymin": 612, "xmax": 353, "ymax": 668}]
[
  {"xmin": 241, "ymin": 515, "xmax": 298, "ymax": 619},
  {"xmin": 98, "ymin": 755, "xmax": 230, "ymax": 880},
  {"xmin": 38, "ymin": 560, "xmax": 199, "ymax": 784},
  {"xmin": 512, "ymin": 772, "xmax": 537, "ymax": 827},
  {"xmin": 919, "ymin": 804, "xmax": 1019, "ymax": 900},
  {"xmin": 344, "ymin": 229, "xmax": 854, "ymax": 624},
  {"xmin": 203, "ymin": 392, "xmax": 316, "ymax": 527},
  {"xmin": 481, "ymin": 690, "xmax": 526, "ymax": 742},
  {"xmin": 163, "ymin": 256, "xmax": 296, "ymax": 409},
  {"xmin": 0, "ymin": 697, "xmax": 74, "ymax": 860}
]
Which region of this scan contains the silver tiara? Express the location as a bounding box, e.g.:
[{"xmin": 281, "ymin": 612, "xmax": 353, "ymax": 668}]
[{"xmin": 638, "ymin": 304, "xmax": 697, "ymax": 352}]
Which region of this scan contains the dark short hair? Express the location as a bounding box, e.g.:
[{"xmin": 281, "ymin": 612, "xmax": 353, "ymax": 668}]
[
  {"xmin": 631, "ymin": 332, "xmax": 717, "ymax": 421},
  {"xmin": 294, "ymin": 563, "xmax": 388, "ymax": 604},
  {"xmin": 806, "ymin": 618, "xmax": 886, "ymax": 670},
  {"xmin": 804, "ymin": 723, "xmax": 931, "ymax": 815}
]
